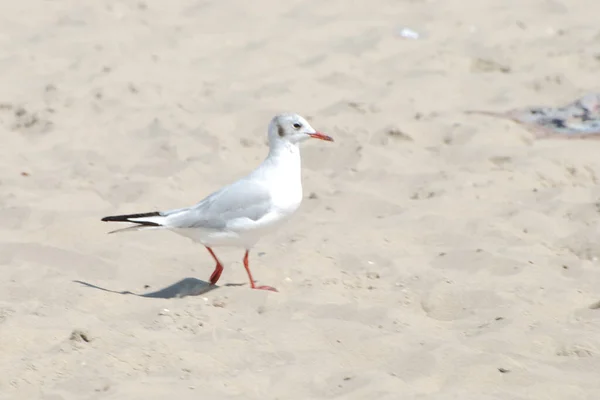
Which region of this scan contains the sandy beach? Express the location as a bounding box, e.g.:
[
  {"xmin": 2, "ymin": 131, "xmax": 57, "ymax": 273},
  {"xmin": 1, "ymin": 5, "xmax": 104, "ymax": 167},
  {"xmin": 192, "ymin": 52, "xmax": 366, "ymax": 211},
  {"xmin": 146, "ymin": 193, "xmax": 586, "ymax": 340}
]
[{"xmin": 1, "ymin": 0, "xmax": 600, "ymax": 398}]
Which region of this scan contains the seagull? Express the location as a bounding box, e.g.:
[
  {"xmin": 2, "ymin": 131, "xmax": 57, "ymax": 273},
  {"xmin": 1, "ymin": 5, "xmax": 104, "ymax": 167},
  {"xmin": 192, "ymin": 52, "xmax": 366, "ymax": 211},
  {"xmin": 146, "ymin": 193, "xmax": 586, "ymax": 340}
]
[{"xmin": 101, "ymin": 113, "xmax": 334, "ymax": 292}]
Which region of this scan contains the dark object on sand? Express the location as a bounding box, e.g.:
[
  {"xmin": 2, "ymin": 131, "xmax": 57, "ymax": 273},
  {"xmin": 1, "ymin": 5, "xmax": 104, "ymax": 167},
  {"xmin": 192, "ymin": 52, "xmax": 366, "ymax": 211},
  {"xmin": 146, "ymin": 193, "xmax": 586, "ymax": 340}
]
[{"xmin": 466, "ymin": 93, "xmax": 600, "ymax": 139}]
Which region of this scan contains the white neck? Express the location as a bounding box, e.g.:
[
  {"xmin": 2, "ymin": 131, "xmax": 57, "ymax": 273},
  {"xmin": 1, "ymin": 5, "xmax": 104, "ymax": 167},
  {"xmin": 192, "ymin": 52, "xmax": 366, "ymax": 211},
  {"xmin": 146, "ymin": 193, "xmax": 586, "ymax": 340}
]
[{"xmin": 260, "ymin": 140, "xmax": 302, "ymax": 182}]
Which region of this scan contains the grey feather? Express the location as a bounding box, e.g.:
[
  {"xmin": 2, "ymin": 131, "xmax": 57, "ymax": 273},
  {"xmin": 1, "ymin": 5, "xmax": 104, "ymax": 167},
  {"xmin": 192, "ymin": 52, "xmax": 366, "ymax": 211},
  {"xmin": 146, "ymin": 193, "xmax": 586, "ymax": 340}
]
[{"xmin": 163, "ymin": 179, "xmax": 272, "ymax": 230}]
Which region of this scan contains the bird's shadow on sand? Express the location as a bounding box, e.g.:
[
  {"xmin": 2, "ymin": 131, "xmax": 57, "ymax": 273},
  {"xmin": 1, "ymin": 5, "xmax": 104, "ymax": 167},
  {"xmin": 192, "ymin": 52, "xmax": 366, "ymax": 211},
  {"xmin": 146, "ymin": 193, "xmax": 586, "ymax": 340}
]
[{"xmin": 73, "ymin": 278, "xmax": 245, "ymax": 299}]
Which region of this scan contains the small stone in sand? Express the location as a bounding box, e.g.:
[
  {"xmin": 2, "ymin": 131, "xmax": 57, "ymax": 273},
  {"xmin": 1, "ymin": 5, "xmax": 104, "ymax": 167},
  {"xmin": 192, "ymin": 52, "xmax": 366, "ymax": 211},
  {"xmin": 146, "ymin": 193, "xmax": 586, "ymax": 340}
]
[
  {"xmin": 471, "ymin": 58, "xmax": 511, "ymax": 73},
  {"xmin": 94, "ymin": 384, "xmax": 110, "ymax": 392},
  {"xmin": 366, "ymin": 272, "xmax": 380, "ymax": 280},
  {"xmin": 70, "ymin": 329, "xmax": 91, "ymax": 343},
  {"xmin": 386, "ymin": 128, "xmax": 413, "ymax": 141},
  {"xmin": 212, "ymin": 298, "xmax": 226, "ymax": 308}
]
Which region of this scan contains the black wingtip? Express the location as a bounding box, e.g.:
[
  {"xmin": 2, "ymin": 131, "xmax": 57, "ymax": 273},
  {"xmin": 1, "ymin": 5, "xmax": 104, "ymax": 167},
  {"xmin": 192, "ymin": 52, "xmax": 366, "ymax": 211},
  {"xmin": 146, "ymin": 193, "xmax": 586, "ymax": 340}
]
[{"xmin": 101, "ymin": 211, "xmax": 161, "ymax": 225}]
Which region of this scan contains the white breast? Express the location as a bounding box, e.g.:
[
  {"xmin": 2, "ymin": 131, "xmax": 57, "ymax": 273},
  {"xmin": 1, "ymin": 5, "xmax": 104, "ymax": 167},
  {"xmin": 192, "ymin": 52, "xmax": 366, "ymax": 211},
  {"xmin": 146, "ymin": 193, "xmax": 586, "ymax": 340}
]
[
  {"xmin": 270, "ymin": 176, "xmax": 303, "ymax": 216},
  {"xmin": 262, "ymin": 142, "xmax": 304, "ymax": 217}
]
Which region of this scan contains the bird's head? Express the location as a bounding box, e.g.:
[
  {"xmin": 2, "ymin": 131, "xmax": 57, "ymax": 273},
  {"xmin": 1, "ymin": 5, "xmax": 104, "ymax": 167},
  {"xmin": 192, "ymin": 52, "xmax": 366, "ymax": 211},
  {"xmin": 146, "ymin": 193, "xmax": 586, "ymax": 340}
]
[{"xmin": 267, "ymin": 113, "xmax": 333, "ymax": 148}]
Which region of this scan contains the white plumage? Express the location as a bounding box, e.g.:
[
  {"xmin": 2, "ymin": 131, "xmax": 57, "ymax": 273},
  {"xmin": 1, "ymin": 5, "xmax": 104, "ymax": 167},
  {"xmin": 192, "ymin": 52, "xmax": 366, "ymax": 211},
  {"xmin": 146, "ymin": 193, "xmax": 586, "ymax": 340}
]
[{"xmin": 101, "ymin": 113, "xmax": 333, "ymax": 292}]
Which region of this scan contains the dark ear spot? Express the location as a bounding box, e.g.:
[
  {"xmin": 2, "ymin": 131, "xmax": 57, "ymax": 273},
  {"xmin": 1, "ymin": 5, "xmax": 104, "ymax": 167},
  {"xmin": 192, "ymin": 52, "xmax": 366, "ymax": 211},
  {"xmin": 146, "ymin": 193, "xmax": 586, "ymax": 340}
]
[{"xmin": 277, "ymin": 124, "xmax": 285, "ymax": 137}]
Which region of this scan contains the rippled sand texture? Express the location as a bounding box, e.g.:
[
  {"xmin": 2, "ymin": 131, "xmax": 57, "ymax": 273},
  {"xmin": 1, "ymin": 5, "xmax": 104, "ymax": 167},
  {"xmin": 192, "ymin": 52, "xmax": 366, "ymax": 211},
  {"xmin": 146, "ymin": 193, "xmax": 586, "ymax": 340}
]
[{"xmin": 1, "ymin": 0, "xmax": 600, "ymax": 399}]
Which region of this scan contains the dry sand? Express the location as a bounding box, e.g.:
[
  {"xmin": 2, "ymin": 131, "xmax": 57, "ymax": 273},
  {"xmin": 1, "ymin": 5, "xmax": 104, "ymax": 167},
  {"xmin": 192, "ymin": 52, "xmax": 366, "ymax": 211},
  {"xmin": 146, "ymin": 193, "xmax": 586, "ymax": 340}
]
[{"xmin": 1, "ymin": 0, "xmax": 600, "ymax": 399}]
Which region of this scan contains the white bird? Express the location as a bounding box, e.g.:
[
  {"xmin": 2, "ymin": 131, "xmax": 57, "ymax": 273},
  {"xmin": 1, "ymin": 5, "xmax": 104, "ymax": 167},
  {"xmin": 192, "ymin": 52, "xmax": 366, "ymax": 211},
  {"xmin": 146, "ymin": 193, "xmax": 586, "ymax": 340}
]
[{"xmin": 101, "ymin": 113, "xmax": 333, "ymax": 292}]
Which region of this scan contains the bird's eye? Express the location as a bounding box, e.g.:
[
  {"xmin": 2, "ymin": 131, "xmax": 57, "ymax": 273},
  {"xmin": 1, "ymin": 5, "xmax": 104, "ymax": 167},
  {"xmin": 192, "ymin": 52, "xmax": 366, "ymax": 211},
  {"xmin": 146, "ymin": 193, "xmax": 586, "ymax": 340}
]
[{"xmin": 293, "ymin": 123, "xmax": 302, "ymax": 130}]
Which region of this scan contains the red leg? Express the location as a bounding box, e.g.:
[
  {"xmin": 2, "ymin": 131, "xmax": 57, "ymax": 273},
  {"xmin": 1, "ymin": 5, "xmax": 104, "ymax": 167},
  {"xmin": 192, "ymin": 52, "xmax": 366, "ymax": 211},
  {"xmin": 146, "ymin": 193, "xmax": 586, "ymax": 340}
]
[
  {"xmin": 243, "ymin": 250, "xmax": 278, "ymax": 292},
  {"xmin": 205, "ymin": 246, "xmax": 224, "ymax": 285}
]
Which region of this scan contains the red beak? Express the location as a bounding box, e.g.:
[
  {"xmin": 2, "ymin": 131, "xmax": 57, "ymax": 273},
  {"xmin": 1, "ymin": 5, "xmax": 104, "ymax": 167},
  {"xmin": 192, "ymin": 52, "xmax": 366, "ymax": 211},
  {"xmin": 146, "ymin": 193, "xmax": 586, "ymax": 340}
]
[{"xmin": 308, "ymin": 132, "xmax": 334, "ymax": 142}]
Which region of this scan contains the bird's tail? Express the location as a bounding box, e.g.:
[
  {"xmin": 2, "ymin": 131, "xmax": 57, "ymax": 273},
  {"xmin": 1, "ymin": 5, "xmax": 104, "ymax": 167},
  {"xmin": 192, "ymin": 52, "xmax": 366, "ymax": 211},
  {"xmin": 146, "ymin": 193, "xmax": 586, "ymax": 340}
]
[{"xmin": 101, "ymin": 211, "xmax": 167, "ymax": 234}]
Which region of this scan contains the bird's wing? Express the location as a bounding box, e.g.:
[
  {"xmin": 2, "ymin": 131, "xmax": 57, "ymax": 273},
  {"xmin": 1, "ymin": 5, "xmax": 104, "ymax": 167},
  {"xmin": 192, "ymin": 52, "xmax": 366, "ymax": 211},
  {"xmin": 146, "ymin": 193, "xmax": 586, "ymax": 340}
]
[{"xmin": 162, "ymin": 179, "xmax": 272, "ymax": 230}]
